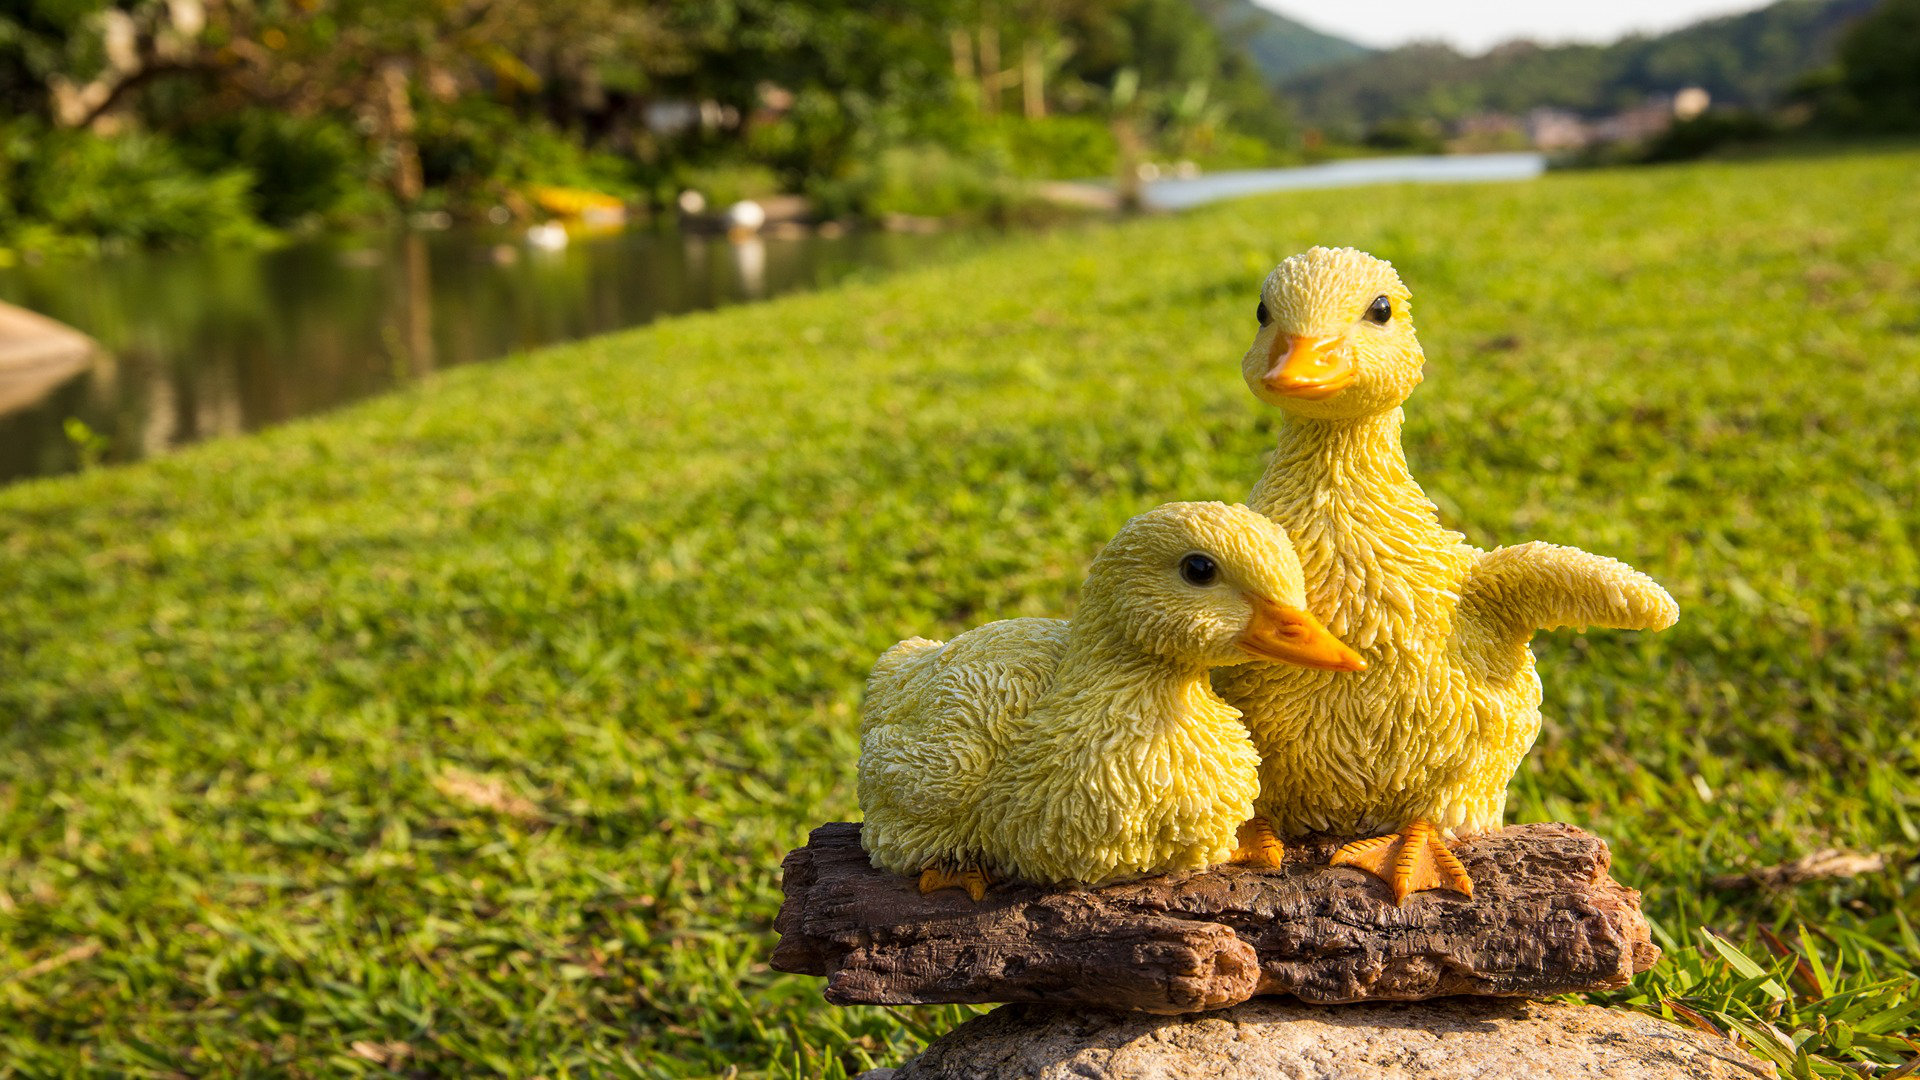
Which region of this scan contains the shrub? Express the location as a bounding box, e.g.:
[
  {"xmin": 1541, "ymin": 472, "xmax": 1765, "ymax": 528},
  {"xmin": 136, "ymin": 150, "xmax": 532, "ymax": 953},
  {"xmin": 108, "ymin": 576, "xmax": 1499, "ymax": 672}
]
[
  {"xmin": 675, "ymin": 162, "xmax": 783, "ymax": 208},
  {"xmin": 1180, "ymin": 128, "xmax": 1286, "ymax": 170},
  {"xmin": 1363, "ymin": 118, "xmax": 1446, "ymax": 154},
  {"xmin": 1638, "ymin": 111, "xmax": 1779, "ymax": 163},
  {"xmin": 987, "ymin": 114, "xmax": 1117, "ymax": 179},
  {"xmin": 0, "ymin": 124, "xmax": 268, "ymax": 249},
  {"xmin": 416, "ymin": 99, "xmax": 639, "ymax": 211},
  {"xmin": 850, "ymin": 143, "xmax": 1018, "ymax": 219},
  {"xmin": 1833, "ymin": 0, "xmax": 1920, "ymax": 131},
  {"xmin": 173, "ymin": 110, "xmax": 368, "ymax": 226}
]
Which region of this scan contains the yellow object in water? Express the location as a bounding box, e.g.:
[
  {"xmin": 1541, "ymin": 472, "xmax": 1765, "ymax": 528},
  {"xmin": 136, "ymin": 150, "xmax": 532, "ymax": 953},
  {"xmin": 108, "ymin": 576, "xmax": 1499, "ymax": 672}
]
[
  {"xmin": 526, "ymin": 185, "xmax": 626, "ymax": 220},
  {"xmin": 1213, "ymin": 247, "xmax": 1679, "ymax": 904},
  {"xmin": 859, "ymin": 502, "xmax": 1363, "ymax": 896}
]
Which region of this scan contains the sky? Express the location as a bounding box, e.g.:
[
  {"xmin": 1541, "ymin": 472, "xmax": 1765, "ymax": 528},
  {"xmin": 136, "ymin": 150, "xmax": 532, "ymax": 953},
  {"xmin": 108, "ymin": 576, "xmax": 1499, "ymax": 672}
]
[{"xmin": 1258, "ymin": 0, "xmax": 1771, "ymax": 54}]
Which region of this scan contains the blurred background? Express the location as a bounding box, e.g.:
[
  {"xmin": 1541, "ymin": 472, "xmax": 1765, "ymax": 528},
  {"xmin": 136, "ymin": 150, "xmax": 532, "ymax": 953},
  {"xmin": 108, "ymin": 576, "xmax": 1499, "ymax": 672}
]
[{"xmin": 1, "ymin": 0, "xmax": 1915, "ymax": 485}]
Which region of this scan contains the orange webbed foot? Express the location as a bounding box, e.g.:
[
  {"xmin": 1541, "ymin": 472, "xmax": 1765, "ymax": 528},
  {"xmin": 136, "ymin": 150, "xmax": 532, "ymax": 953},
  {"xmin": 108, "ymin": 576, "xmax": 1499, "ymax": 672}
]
[
  {"xmin": 1330, "ymin": 819, "xmax": 1474, "ymax": 905},
  {"xmin": 917, "ymin": 865, "xmax": 991, "ymax": 901},
  {"xmin": 1230, "ymin": 817, "xmax": 1286, "ymax": 868}
]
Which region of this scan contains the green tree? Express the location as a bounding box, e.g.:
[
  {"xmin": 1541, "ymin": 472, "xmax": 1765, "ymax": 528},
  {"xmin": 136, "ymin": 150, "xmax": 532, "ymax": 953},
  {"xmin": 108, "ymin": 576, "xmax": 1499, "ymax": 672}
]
[
  {"xmin": 0, "ymin": 0, "xmax": 1297, "ymax": 243},
  {"xmin": 1833, "ymin": 0, "xmax": 1920, "ymax": 129}
]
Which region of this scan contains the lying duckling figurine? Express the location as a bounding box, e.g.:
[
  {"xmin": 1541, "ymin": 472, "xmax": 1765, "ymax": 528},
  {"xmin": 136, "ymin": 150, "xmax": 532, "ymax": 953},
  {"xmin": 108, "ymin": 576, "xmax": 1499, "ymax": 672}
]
[
  {"xmin": 859, "ymin": 501, "xmax": 1364, "ymax": 898},
  {"xmin": 1213, "ymin": 246, "xmax": 1679, "ymax": 904}
]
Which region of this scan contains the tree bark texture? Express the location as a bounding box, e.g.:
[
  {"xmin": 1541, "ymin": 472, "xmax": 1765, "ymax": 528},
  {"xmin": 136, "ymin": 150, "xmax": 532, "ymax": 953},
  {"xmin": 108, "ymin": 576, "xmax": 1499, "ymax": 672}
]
[{"xmin": 772, "ymin": 822, "xmax": 1659, "ymax": 1015}]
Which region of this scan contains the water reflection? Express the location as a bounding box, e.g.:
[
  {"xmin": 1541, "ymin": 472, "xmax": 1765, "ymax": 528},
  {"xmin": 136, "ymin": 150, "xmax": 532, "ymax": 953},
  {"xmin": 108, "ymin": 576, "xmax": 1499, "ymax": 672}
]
[
  {"xmin": 0, "ymin": 224, "xmax": 960, "ymax": 484},
  {"xmin": 733, "ymin": 237, "xmax": 768, "ymax": 299},
  {"xmin": 1142, "ymin": 152, "xmax": 1546, "ymax": 210}
]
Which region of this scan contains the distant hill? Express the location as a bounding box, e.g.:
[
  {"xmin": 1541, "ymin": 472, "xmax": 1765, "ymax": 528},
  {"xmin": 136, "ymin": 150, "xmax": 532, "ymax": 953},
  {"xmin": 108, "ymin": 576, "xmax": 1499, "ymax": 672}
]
[
  {"xmin": 1193, "ymin": 0, "xmax": 1372, "ymax": 83},
  {"xmin": 1283, "ymin": 0, "xmax": 1880, "ymax": 137}
]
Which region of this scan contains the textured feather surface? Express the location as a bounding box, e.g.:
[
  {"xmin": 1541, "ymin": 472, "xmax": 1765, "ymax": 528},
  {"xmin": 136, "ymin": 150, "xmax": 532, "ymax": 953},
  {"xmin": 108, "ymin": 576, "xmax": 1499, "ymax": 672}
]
[
  {"xmin": 1216, "ymin": 408, "xmax": 1512, "ymax": 834},
  {"xmin": 1461, "ymin": 542, "xmax": 1680, "ymax": 646},
  {"xmin": 978, "ymin": 668, "xmax": 1260, "ymax": 886},
  {"xmin": 1218, "ymin": 247, "xmax": 1678, "ymax": 837},
  {"xmin": 857, "ymin": 502, "xmax": 1294, "ymax": 887},
  {"xmin": 857, "ymin": 620, "xmax": 1067, "ymax": 876}
]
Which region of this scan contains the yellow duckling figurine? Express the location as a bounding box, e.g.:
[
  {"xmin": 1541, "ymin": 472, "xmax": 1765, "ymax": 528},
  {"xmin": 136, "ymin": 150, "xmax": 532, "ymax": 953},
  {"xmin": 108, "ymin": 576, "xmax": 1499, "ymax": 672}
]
[
  {"xmin": 1213, "ymin": 247, "xmax": 1679, "ymax": 904},
  {"xmin": 859, "ymin": 501, "xmax": 1364, "ymax": 898}
]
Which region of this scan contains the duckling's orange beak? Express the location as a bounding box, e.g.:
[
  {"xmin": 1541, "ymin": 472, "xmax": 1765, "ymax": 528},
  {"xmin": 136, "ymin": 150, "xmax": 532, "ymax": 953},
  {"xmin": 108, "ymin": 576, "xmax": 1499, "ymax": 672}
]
[
  {"xmin": 1262, "ymin": 333, "xmax": 1355, "ymax": 400},
  {"xmin": 1238, "ymin": 594, "xmax": 1367, "ymax": 671}
]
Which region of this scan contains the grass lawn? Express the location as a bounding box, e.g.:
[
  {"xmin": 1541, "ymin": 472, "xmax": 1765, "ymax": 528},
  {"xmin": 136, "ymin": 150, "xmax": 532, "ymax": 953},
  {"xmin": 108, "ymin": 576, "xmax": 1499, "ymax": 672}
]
[{"xmin": 3, "ymin": 146, "xmax": 1919, "ymax": 1076}]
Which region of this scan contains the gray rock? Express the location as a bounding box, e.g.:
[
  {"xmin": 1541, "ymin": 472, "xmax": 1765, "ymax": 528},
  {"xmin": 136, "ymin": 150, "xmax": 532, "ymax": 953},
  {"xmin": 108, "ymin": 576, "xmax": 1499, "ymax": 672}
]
[{"xmin": 894, "ymin": 998, "xmax": 1775, "ymax": 1080}]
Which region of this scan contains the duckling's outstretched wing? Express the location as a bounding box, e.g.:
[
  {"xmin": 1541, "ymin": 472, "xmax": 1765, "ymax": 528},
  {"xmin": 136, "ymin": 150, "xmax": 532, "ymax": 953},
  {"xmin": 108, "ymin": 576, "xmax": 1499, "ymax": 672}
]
[
  {"xmin": 858, "ymin": 619, "xmax": 1069, "ymax": 876},
  {"xmin": 1459, "ymin": 541, "xmax": 1678, "ymax": 648}
]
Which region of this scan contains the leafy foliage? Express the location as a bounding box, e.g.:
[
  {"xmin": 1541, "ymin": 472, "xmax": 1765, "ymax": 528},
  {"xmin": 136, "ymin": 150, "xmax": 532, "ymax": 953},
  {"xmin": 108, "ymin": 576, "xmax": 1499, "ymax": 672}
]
[
  {"xmin": 0, "ymin": 122, "xmax": 268, "ymax": 248},
  {"xmin": 1813, "ymin": 0, "xmax": 1920, "ymax": 132},
  {"xmin": 1, "ymin": 148, "xmax": 1918, "ymax": 1074},
  {"xmin": 1638, "ymin": 111, "xmax": 1781, "ymax": 163},
  {"xmin": 0, "ymin": 0, "xmax": 1297, "ymax": 245},
  {"xmin": 171, "ymin": 110, "xmax": 373, "ymax": 227}
]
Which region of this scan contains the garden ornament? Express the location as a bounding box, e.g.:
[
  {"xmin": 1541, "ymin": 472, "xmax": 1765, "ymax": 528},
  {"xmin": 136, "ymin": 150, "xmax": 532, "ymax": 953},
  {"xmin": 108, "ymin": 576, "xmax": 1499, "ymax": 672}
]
[
  {"xmin": 859, "ymin": 501, "xmax": 1363, "ymax": 898},
  {"xmin": 1214, "ymin": 247, "xmax": 1679, "ymax": 904}
]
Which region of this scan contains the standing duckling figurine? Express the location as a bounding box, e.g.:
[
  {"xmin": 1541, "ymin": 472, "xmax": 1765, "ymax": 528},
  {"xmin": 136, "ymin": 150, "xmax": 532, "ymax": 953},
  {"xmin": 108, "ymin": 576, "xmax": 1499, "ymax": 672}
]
[
  {"xmin": 1213, "ymin": 247, "xmax": 1679, "ymax": 904},
  {"xmin": 859, "ymin": 501, "xmax": 1364, "ymax": 898}
]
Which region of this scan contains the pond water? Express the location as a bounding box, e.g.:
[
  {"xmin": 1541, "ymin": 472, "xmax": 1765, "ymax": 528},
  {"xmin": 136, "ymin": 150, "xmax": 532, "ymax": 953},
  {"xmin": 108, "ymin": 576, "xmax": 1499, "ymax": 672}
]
[
  {"xmin": 1142, "ymin": 152, "xmax": 1547, "ymax": 210},
  {"xmin": 0, "ymin": 225, "xmax": 963, "ymax": 484},
  {"xmin": 0, "ymin": 153, "xmax": 1548, "ymax": 486}
]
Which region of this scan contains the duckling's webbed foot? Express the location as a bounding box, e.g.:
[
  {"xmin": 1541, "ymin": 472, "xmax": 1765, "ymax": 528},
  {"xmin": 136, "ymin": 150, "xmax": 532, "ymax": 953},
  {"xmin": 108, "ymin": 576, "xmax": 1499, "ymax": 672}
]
[
  {"xmin": 917, "ymin": 864, "xmax": 992, "ymax": 902},
  {"xmin": 1230, "ymin": 817, "xmax": 1286, "ymax": 868},
  {"xmin": 1330, "ymin": 819, "xmax": 1474, "ymax": 905}
]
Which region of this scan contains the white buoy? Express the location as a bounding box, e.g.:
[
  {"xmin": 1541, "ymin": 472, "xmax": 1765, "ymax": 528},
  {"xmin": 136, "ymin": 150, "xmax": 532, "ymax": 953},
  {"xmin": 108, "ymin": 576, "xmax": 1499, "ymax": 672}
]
[
  {"xmin": 526, "ymin": 222, "xmax": 568, "ymax": 251},
  {"xmin": 677, "ymin": 189, "xmax": 708, "ymax": 215},
  {"xmin": 725, "ymin": 199, "xmax": 767, "ymax": 233}
]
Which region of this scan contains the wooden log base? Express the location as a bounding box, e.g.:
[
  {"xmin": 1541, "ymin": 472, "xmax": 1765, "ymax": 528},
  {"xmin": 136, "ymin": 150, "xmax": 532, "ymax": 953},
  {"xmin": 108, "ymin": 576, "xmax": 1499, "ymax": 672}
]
[{"xmin": 772, "ymin": 822, "xmax": 1659, "ymax": 1015}]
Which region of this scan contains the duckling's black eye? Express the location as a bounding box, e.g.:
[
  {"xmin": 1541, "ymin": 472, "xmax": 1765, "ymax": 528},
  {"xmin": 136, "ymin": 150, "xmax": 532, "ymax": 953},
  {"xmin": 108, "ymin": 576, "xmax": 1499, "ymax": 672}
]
[
  {"xmin": 1255, "ymin": 301, "xmax": 1270, "ymax": 326},
  {"xmin": 1178, "ymin": 553, "xmax": 1218, "ymax": 587},
  {"xmin": 1366, "ymin": 295, "xmax": 1392, "ymax": 324}
]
